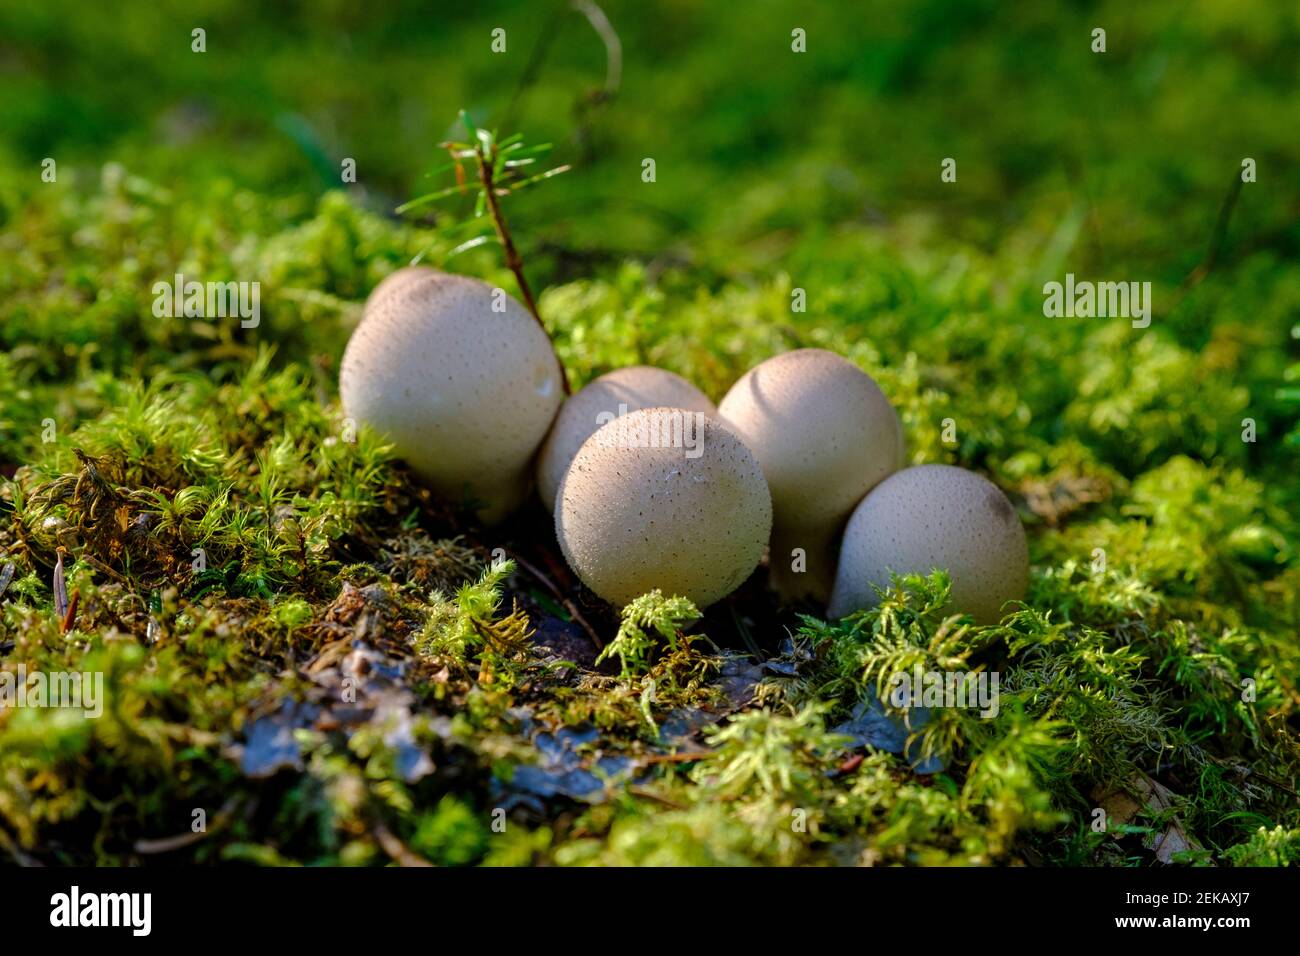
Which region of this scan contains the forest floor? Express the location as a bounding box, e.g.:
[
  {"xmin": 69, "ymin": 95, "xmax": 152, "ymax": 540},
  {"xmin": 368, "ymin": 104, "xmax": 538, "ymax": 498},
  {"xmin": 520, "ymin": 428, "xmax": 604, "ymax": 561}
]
[{"xmin": 0, "ymin": 0, "xmax": 1297, "ymax": 865}]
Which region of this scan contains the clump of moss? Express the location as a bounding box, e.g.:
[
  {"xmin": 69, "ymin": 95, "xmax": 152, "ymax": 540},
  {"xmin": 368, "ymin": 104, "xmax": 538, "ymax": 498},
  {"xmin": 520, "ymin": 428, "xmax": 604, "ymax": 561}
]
[{"xmin": 2, "ymin": 138, "xmax": 1297, "ymax": 866}]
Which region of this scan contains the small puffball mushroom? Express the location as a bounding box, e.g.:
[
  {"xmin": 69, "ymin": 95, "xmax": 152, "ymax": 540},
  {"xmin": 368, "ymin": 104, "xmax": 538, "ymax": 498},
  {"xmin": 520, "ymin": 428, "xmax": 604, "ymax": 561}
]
[
  {"xmin": 536, "ymin": 365, "xmax": 716, "ymax": 512},
  {"xmin": 827, "ymin": 464, "xmax": 1028, "ymax": 625},
  {"xmin": 717, "ymin": 348, "xmax": 902, "ymax": 603},
  {"xmin": 555, "ymin": 407, "xmax": 771, "ymax": 608},
  {"xmin": 340, "ymin": 267, "xmax": 564, "ymax": 524}
]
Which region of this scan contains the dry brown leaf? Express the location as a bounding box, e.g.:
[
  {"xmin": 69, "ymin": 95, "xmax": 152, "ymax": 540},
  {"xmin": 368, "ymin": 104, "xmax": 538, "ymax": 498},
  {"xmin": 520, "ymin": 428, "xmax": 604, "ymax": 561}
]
[{"xmin": 1090, "ymin": 772, "xmax": 1203, "ymax": 863}]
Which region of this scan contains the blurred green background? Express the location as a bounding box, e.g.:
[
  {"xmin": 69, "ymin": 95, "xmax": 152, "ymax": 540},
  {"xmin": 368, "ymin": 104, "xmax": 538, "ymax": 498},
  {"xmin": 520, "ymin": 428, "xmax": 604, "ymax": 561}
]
[
  {"xmin": 6, "ymin": 0, "xmax": 1298, "ymax": 264},
  {"xmin": 2, "ymin": 0, "xmax": 1297, "ymax": 471}
]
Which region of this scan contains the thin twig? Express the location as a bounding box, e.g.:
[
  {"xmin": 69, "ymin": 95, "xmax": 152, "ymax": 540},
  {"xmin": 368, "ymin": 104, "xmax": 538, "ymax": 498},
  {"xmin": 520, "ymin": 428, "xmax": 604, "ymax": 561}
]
[
  {"xmin": 508, "ymin": 549, "xmax": 602, "ymax": 649},
  {"xmin": 1181, "ymin": 172, "xmax": 1246, "ymax": 293},
  {"xmin": 0, "ymin": 824, "xmax": 41, "ymax": 867},
  {"xmin": 504, "ymin": 1, "xmax": 567, "ymax": 127},
  {"xmin": 1159, "ymin": 169, "xmax": 1249, "ymax": 320},
  {"xmin": 79, "ymin": 552, "xmax": 127, "ymax": 583},
  {"xmin": 134, "ymin": 796, "xmax": 241, "ymax": 854},
  {"xmin": 572, "ymin": 0, "xmax": 622, "ymax": 97},
  {"xmin": 372, "ymin": 821, "xmax": 433, "ymax": 867},
  {"xmin": 132, "ymin": 829, "xmax": 209, "ymax": 855},
  {"xmin": 568, "ymin": 0, "xmax": 621, "ymax": 162},
  {"xmin": 626, "ymin": 785, "xmax": 685, "ymax": 809},
  {"xmin": 504, "ymin": 1, "xmax": 621, "ymax": 128},
  {"xmin": 1252, "ymin": 772, "xmax": 1299, "ymax": 799},
  {"xmin": 639, "ymin": 750, "xmax": 707, "ymax": 764}
]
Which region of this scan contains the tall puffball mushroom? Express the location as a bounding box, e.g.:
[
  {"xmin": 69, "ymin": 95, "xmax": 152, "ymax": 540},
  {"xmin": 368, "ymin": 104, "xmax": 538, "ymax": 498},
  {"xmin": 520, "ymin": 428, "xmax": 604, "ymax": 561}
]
[
  {"xmin": 717, "ymin": 348, "xmax": 902, "ymax": 602},
  {"xmin": 828, "ymin": 464, "xmax": 1028, "ymax": 625},
  {"xmin": 555, "ymin": 407, "xmax": 771, "ymax": 608},
  {"xmin": 340, "ymin": 267, "xmax": 564, "ymax": 524},
  {"xmin": 536, "ymin": 365, "xmax": 716, "ymax": 512}
]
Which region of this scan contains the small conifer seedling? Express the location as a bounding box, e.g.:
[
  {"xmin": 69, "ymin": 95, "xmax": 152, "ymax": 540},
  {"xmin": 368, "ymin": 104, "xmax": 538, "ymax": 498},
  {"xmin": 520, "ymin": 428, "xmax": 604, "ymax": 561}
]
[{"xmin": 341, "ymin": 112, "xmax": 576, "ymax": 523}]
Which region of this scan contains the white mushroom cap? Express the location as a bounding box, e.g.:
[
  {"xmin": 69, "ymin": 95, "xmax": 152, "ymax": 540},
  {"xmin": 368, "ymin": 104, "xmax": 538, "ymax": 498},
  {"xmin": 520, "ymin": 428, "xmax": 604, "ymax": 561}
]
[
  {"xmin": 555, "ymin": 407, "xmax": 771, "ymax": 608},
  {"xmin": 536, "ymin": 365, "xmax": 716, "ymax": 512},
  {"xmin": 717, "ymin": 348, "xmax": 902, "ymax": 602},
  {"xmin": 827, "ymin": 464, "xmax": 1029, "ymax": 624},
  {"xmin": 340, "ymin": 267, "xmax": 564, "ymax": 524}
]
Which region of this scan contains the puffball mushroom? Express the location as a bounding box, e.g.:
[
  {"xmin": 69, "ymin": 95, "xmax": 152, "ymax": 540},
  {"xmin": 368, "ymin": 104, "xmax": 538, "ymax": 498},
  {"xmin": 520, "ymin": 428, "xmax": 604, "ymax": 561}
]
[
  {"xmin": 828, "ymin": 464, "xmax": 1028, "ymax": 625},
  {"xmin": 536, "ymin": 365, "xmax": 716, "ymax": 512},
  {"xmin": 340, "ymin": 267, "xmax": 564, "ymax": 524},
  {"xmin": 555, "ymin": 407, "xmax": 771, "ymax": 608},
  {"xmin": 717, "ymin": 348, "xmax": 902, "ymax": 603}
]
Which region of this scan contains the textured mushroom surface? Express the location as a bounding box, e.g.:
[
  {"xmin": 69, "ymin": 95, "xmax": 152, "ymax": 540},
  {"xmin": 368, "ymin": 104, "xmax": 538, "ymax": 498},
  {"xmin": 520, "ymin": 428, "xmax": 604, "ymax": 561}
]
[
  {"xmin": 718, "ymin": 348, "xmax": 902, "ymax": 602},
  {"xmin": 828, "ymin": 464, "xmax": 1028, "ymax": 624},
  {"xmin": 537, "ymin": 365, "xmax": 716, "ymax": 512},
  {"xmin": 340, "ymin": 267, "xmax": 564, "ymax": 524},
  {"xmin": 555, "ymin": 408, "xmax": 771, "ymax": 608}
]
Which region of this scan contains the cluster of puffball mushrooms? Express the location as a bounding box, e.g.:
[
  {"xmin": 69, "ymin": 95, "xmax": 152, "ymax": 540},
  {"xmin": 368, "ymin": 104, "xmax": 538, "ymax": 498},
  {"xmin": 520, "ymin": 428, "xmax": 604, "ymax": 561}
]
[{"xmin": 340, "ymin": 268, "xmax": 1029, "ymax": 624}]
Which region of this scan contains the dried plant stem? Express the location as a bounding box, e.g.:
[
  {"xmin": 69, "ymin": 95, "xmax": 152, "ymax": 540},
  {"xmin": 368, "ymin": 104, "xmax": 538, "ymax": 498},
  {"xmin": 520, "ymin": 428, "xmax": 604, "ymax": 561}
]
[
  {"xmin": 372, "ymin": 821, "xmax": 433, "ymax": 867},
  {"xmin": 508, "ymin": 548, "xmax": 602, "ymax": 649},
  {"xmin": 61, "ymin": 591, "xmax": 80, "ymax": 634},
  {"xmin": 1181, "ymin": 172, "xmax": 1246, "ymax": 293},
  {"xmin": 53, "ymin": 548, "xmax": 69, "ymax": 619}
]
